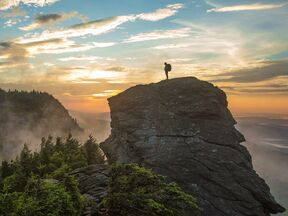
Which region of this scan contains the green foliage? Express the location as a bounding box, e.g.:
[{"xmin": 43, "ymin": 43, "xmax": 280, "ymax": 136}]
[
  {"xmin": 99, "ymin": 164, "xmax": 200, "ymax": 216},
  {"xmin": 84, "ymin": 135, "xmax": 105, "ymax": 165},
  {"xmin": 0, "ymin": 160, "xmax": 14, "ymax": 179},
  {"xmin": 0, "ymin": 175, "xmax": 78, "ymax": 216},
  {"xmin": 0, "ymin": 135, "xmax": 199, "ymax": 216},
  {"xmin": 0, "ymin": 135, "xmax": 104, "ymax": 216}
]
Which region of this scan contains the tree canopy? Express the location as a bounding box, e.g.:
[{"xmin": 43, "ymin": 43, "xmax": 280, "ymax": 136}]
[
  {"xmin": 0, "ymin": 135, "xmax": 199, "ymax": 216},
  {"xmin": 99, "ymin": 164, "xmax": 200, "ymax": 216},
  {"xmin": 0, "ymin": 135, "xmax": 104, "ymax": 216}
]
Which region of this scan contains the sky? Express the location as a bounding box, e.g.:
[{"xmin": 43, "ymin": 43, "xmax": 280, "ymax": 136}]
[{"xmin": 0, "ymin": 0, "xmax": 288, "ymax": 115}]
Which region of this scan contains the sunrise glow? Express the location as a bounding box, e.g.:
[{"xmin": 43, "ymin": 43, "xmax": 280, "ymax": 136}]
[{"xmin": 0, "ymin": 0, "xmax": 287, "ymax": 114}]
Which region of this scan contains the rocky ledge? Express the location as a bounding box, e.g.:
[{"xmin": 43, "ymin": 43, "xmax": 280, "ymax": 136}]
[
  {"xmin": 101, "ymin": 77, "xmax": 285, "ymax": 216},
  {"xmin": 73, "ymin": 165, "xmax": 109, "ymax": 216}
]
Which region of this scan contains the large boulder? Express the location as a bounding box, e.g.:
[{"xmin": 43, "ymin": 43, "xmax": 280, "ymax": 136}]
[{"xmin": 101, "ymin": 77, "xmax": 285, "ymax": 216}]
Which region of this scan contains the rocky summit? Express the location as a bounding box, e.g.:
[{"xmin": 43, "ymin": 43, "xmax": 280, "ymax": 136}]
[{"xmin": 101, "ymin": 77, "xmax": 285, "ymax": 216}]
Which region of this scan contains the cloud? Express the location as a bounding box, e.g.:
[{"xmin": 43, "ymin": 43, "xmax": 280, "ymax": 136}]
[
  {"xmin": 59, "ymin": 56, "xmax": 116, "ymax": 62},
  {"xmin": 0, "ymin": 0, "xmax": 59, "ymax": 10},
  {"xmin": 210, "ymin": 61, "xmax": 288, "ymax": 83},
  {"xmin": 27, "ymin": 40, "xmax": 115, "ymax": 54},
  {"xmin": 36, "ymin": 13, "xmax": 62, "ymax": 22},
  {"xmin": 90, "ymin": 90, "xmax": 121, "ymax": 99},
  {"xmin": 153, "ymin": 43, "xmax": 191, "ymax": 50},
  {"xmin": 0, "ymin": 38, "xmax": 116, "ymax": 72},
  {"xmin": 17, "ymin": 3, "xmax": 186, "ymax": 42},
  {"xmin": 220, "ymin": 83, "xmax": 288, "ymax": 94},
  {"xmin": 0, "ymin": 41, "xmax": 29, "ymax": 61},
  {"xmin": 137, "ymin": 3, "xmax": 184, "ymax": 21},
  {"xmin": 4, "ymin": 19, "xmax": 20, "ymax": 27},
  {"xmin": 124, "ymin": 28, "xmax": 190, "ymax": 43},
  {"xmin": 0, "ymin": 61, "xmax": 27, "ymax": 70},
  {"xmin": 25, "ymin": 39, "xmax": 95, "ymax": 54},
  {"xmin": 1, "ymin": 13, "xmax": 119, "ymax": 69},
  {"xmin": 46, "ymin": 64, "xmax": 152, "ymax": 85},
  {"xmin": 18, "ymin": 15, "xmax": 135, "ymax": 43},
  {"xmin": 163, "ymin": 19, "xmax": 288, "ymax": 72},
  {"xmin": 19, "ymin": 11, "xmax": 87, "ymax": 31},
  {"xmin": 0, "ymin": 7, "xmax": 26, "ymax": 17},
  {"xmin": 92, "ymin": 42, "xmax": 116, "ymax": 48},
  {"xmin": 59, "ymin": 66, "xmax": 128, "ymax": 84},
  {"xmin": 205, "ymin": 0, "xmax": 220, "ymax": 8},
  {"xmin": 208, "ymin": 3, "xmax": 287, "ymax": 12},
  {"xmin": 6, "ymin": 39, "xmax": 113, "ymax": 56}
]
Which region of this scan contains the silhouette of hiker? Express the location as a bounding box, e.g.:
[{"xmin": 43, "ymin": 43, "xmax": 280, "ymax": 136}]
[{"xmin": 164, "ymin": 62, "xmax": 172, "ymax": 79}]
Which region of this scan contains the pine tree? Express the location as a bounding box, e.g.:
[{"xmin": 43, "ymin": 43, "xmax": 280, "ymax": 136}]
[
  {"xmin": 83, "ymin": 135, "xmax": 105, "ymax": 164},
  {"xmin": 0, "ymin": 160, "xmax": 12, "ymax": 179}
]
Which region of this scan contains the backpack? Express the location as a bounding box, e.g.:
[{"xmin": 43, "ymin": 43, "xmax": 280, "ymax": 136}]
[{"xmin": 167, "ymin": 64, "xmax": 172, "ymax": 72}]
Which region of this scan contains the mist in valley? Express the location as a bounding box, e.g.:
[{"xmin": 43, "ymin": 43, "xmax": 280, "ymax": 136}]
[
  {"xmin": 0, "ymin": 90, "xmax": 82, "ymax": 160},
  {"xmin": 236, "ymin": 116, "xmax": 288, "ymax": 215},
  {"xmin": 71, "ymin": 111, "xmax": 111, "ymax": 143}
]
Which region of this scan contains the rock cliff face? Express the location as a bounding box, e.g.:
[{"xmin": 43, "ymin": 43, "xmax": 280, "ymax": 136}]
[{"xmin": 101, "ymin": 77, "xmax": 285, "ymax": 216}]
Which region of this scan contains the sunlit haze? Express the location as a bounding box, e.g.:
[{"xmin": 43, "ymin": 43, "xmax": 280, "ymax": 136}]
[{"xmin": 1, "ymin": 0, "xmax": 287, "ymax": 115}]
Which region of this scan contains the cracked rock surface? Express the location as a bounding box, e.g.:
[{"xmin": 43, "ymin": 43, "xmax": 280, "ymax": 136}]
[
  {"xmin": 101, "ymin": 77, "xmax": 285, "ymax": 216},
  {"xmin": 72, "ymin": 165, "xmax": 109, "ymax": 216}
]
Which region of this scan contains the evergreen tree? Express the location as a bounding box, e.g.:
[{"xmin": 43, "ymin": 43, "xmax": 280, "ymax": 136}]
[
  {"xmin": 99, "ymin": 164, "xmax": 200, "ymax": 216},
  {"xmin": 0, "ymin": 160, "xmax": 13, "ymax": 179},
  {"xmin": 83, "ymin": 135, "xmax": 105, "ymax": 164},
  {"xmin": 0, "ymin": 135, "xmax": 105, "ymax": 216}
]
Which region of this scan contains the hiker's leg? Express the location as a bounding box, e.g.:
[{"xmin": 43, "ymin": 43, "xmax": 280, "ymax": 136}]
[{"xmin": 165, "ymin": 71, "xmax": 168, "ymax": 79}]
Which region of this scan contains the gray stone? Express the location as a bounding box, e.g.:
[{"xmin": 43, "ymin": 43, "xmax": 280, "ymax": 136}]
[
  {"xmin": 72, "ymin": 164, "xmax": 109, "ymax": 216},
  {"xmin": 101, "ymin": 77, "xmax": 285, "ymax": 216}
]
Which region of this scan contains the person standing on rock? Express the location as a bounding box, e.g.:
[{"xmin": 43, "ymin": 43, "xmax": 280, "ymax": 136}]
[{"xmin": 164, "ymin": 62, "xmax": 172, "ymax": 79}]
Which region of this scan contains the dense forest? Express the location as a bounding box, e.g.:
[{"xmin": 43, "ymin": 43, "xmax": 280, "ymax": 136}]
[
  {"xmin": 0, "ymin": 135, "xmax": 199, "ymax": 216},
  {"xmin": 0, "ymin": 135, "xmax": 104, "ymax": 215}
]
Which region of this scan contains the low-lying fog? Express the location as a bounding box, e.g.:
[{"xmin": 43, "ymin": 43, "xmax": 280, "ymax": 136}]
[{"xmin": 236, "ymin": 116, "xmax": 288, "ymax": 215}]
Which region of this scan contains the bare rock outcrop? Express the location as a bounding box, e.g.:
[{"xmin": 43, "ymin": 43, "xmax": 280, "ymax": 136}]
[
  {"xmin": 72, "ymin": 164, "xmax": 109, "ymax": 216},
  {"xmin": 101, "ymin": 77, "xmax": 285, "ymax": 216}
]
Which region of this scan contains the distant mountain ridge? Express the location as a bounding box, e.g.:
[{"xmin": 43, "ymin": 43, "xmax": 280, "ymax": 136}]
[{"xmin": 0, "ymin": 89, "xmax": 82, "ymax": 160}]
